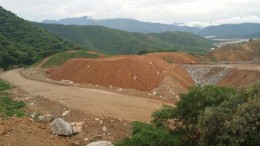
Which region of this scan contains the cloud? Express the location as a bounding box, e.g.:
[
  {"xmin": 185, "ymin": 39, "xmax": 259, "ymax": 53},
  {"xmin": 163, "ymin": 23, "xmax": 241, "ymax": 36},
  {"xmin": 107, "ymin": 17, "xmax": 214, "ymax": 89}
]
[{"xmin": 1, "ymin": 0, "xmax": 260, "ymax": 26}]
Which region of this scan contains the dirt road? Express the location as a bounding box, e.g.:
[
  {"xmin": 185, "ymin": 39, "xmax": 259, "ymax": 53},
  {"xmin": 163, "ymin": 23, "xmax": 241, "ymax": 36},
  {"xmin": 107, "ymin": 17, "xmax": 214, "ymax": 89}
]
[{"xmin": 0, "ymin": 69, "xmax": 168, "ymax": 122}]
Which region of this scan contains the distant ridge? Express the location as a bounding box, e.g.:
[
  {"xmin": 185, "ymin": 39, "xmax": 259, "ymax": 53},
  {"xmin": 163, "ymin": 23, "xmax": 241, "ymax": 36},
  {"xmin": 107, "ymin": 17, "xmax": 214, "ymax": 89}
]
[
  {"xmin": 43, "ymin": 17, "xmax": 260, "ymax": 38},
  {"xmin": 37, "ymin": 23, "xmax": 214, "ymax": 55},
  {"xmin": 198, "ymin": 23, "xmax": 260, "ymax": 38},
  {"xmin": 42, "ymin": 16, "xmax": 200, "ymax": 33}
]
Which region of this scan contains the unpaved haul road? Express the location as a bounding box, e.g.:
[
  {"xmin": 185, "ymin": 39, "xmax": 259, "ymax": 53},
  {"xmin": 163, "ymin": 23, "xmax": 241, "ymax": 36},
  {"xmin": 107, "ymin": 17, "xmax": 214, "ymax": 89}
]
[{"xmin": 0, "ymin": 69, "xmax": 168, "ymax": 122}]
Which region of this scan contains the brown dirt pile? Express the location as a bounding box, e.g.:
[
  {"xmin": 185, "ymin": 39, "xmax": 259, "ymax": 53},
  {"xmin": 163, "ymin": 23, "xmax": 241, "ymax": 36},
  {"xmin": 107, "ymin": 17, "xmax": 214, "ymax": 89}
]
[
  {"xmin": 148, "ymin": 52, "xmax": 206, "ymax": 64},
  {"xmin": 45, "ymin": 54, "xmax": 194, "ymax": 91}
]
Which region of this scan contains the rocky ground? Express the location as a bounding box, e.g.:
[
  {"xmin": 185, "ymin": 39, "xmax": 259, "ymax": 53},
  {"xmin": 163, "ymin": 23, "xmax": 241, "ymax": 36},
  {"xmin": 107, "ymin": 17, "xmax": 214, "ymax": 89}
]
[{"xmin": 0, "ymin": 87, "xmax": 131, "ymax": 146}]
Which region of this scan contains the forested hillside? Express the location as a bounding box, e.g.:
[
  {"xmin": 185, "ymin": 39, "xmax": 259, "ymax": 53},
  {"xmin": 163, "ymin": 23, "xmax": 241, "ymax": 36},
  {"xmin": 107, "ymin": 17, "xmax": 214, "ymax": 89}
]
[
  {"xmin": 37, "ymin": 23, "xmax": 214, "ymax": 55},
  {"xmin": 0, "ymin": 6, "xmax": 81, "ymax": 70}
]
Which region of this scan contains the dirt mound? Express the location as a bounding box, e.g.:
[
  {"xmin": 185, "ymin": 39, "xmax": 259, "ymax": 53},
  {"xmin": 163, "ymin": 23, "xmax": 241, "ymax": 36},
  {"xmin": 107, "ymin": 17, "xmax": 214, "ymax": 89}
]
[
  {"xmin": 45, "ymin": 54, "xmax": 194, "ymax": 92},
  {"xmin": 209, "ymin": 40, "xmax": 260, "ymax": 63}
]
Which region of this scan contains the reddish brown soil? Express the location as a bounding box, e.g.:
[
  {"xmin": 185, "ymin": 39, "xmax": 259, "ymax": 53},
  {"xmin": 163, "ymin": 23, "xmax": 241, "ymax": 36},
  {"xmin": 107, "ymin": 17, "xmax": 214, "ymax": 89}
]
[
  {"xmin": 45, "ymin": 54, "xmax": 194, "ymax": 91},
  {"xmin": 219, "ymin": 69, "xmax": 260, "ymax": 88},
  {"xmin": 0, "ymin": 118, "xmax": 69, "ymax": 146},
  {"xmin": 148, "ymin": 52, "xmax": 206, "ymax": 64}
]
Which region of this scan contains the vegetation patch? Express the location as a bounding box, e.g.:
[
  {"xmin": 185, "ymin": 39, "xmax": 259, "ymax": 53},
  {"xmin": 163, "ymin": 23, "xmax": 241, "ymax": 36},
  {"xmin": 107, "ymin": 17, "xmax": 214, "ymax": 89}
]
[
  {"xmin": 137, "ymin": 49, "xmax": 177, "ymax": 55},
  {"xmin": 116, "ymin": 84, "xmax": 260, "ymax": 146},
  {"xmin": 41, "ymin": 50, "xmax": 99, "ymax": 68},
  {"xmin": 0, "ymin": 79, "xmax": 26, "ymax": 118},
  {"xmin": 0, "ymin": 6, "xmax": 82, "ymax": 70},
  {"xmin": 0, "ymin": 79, "xmax": 11, "ymax": 91}
]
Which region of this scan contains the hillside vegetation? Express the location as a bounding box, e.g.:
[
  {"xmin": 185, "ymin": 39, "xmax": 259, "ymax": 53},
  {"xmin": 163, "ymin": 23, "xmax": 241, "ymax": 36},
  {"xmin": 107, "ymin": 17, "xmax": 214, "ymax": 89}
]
[
  {"xmin": 0, "ymin": 6, "xmax": 82, "ymax": 70},
  {"xmin": 37, "ymin": 23, "xmax": 214, "ymax": 55},
  {"xmin": 116, "ymin": 84, "xmax": 260, "ymax": 146},
  {"xmin": 41, "ymin": 50, "xmax": 99, "ymax": 68}
]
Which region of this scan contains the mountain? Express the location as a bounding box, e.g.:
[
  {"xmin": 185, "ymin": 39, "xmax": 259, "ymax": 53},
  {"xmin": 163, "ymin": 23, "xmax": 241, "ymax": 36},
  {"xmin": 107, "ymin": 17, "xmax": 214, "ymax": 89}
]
[
  {"xmin": 0, "ymin": 6, "xmax": 81, "ymax": 70},
  {"xmin": 42, "ymin": 16, "xmax": 200, "ymax": 33},
  {"xmin": 37, "ymin": 23, "xmax": 214, "ymax": 55},
  {"xmin": 198, "ymin": 23, "xmax": 260, "ymax": 38},
  {"xmin": 241, "ymin": 31, "xmax": 260, "ymax": 38}
]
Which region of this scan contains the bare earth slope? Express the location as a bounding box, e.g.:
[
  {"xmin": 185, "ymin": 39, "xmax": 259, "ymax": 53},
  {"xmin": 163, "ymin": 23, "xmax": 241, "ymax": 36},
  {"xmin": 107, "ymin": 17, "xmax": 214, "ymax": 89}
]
[
  {"xmin": 0, "ymin": 69, "xmax": 168, "ymax": 122},
  {"xmin": 209, "ymin": 40, "xmax": 260, "ymax": 63},
  {"xmin": 45, "ymin": 54, "xmax": 195, "ymax": 92}
]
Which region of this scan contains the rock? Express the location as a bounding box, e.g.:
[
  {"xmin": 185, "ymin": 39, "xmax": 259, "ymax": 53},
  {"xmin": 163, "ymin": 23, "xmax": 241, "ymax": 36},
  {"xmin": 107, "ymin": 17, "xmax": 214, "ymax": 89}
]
[
  {"xmin": 102, "ymin": 126, "xmax": 107, "ymax": 132},
  {"xmin": 86, "ymin": 141, "xmax": 114, "ymax": 146},
  {"xmin": 70, "ymin": 122, "xmax": 84, "ymax": 134},
  {"xmin": 39, "ymin": 114, "xmax": 54, "ymax": 123},
  {"xmin": 50, "ymin": 118, "xmax": 73, "ymax": 136},
  {"xmin": 62, "ymin": 110, "xmax": 70, "ymax": 117},
  {"xmin": 30, "ymin": 112, "xmax": 37, "ymax": 119}
]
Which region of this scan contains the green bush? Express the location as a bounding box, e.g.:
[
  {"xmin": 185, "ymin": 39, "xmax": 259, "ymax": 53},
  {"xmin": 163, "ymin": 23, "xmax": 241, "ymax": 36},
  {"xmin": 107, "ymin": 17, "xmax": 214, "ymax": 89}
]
[
  {"xmin": 116, "ymin": 122, "xmax": 180, "ymax": 146},
  {"xmin": 116, "ymin": 84, "xmax": 259, "ymax": 146}
]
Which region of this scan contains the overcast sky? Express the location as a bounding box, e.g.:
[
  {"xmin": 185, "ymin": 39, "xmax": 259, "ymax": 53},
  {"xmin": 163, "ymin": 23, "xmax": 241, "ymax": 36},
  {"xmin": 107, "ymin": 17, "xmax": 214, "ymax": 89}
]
[{"xmin": 1, "ymin": 0, "xmax": 260, "ymax": 26}]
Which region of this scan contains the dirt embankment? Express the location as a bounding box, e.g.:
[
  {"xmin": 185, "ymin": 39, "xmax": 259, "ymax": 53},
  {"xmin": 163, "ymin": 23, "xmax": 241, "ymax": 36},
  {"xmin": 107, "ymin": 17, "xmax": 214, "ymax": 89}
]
[
  {"xmin": 209, "ymin": 40, "xmax": 260, "ymax": 63},
  {"xmin": 45, "ymin": 54, "xmax": 195, "ymax": 94}
]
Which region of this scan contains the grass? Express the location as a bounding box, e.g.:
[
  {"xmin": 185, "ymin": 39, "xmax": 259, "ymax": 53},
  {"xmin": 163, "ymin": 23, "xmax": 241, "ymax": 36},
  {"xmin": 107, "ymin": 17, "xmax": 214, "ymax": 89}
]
[
  {"xmin": 41, "ymin": 50, "xmax": 99, "ymax": 68},
  {"xmin": 0, "ymin": 79, "xmax": 26, "ymax": 118},
  {"xmin": 0, "ymin": 79, "xmax": 11, "ymax": 91}
]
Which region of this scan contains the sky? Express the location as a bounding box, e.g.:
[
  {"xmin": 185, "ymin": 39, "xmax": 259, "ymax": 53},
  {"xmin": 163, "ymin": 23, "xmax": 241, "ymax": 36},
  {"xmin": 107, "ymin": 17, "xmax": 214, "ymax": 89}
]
[{"xmin": 1, "ymin": 0, "xmax": 260, "ymax": 27}]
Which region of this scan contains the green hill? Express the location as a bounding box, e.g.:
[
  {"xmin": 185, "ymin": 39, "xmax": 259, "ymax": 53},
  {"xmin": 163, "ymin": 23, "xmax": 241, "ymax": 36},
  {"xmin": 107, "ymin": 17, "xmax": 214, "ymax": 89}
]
[
  {"xmin": 37, "ymin": 23, "xmax": 215, "ymax": 55},
  {"xmin": 0, "ymin": 6, "xmax": 82, "ymax": 70}
]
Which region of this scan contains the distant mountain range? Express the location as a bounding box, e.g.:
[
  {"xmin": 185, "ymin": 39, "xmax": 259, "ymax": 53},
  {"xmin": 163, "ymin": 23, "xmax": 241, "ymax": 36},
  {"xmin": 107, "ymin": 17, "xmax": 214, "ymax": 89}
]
[
  {"xmin": 42, "ymin": 16, "xmax": 200, "ymax": 34},
  {"xmin": 198, "ymin": 23, "xmax": 260, "ymax": 38},
  {"xmin": 43, "ymin": 17, "xmax": 260, "ymax": 38},
  {"xmin": 37, "ymin": 23, "xmax": 214, "ymax": 55}
]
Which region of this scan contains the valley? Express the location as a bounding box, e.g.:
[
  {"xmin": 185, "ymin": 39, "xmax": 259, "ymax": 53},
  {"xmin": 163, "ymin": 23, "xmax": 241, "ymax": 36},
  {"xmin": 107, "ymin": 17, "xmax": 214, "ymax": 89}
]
[{"xmin": 0, "ymin": 4, "xmax": 259, "ymax": 146}]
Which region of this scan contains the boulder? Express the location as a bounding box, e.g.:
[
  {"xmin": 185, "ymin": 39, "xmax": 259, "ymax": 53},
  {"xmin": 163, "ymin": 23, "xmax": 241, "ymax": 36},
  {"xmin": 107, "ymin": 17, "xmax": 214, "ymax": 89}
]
[
  {"xmin": 86, "ymin": 141, "xmax": 114, "ymax": 146},
  {"xmin": 38, "ymin": 114, "xmax": 54, "ymax": 123},
  {"xmin": 50, "ymin": 118, "xmax": 73, "ymax": 136}
]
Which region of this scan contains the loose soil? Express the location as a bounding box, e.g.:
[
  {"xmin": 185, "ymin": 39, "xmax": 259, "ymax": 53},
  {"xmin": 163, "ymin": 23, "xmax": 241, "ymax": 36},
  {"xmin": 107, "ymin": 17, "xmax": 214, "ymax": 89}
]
[{"xmin": 45, "ymin": 54, "xmax": 195, "ymax": 93}]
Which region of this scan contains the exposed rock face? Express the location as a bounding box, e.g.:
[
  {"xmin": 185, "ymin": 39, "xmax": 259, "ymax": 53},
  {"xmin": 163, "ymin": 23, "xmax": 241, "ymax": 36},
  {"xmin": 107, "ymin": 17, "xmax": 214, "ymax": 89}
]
[
  {"xmin": 86, "ymin": 141, "xmax": 114, "ymax": 146},
  {"xmin": 50, "ymin": 118, "xmax": 73, "ymax": 136}
]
